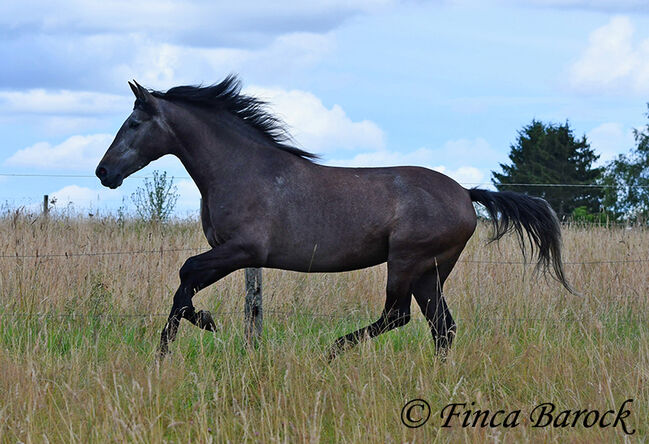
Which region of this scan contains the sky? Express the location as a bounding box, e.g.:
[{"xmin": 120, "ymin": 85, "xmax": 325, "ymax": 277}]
[{"xmin": 2, "ymin": 0, "xmax": 649, "ymax": 216}]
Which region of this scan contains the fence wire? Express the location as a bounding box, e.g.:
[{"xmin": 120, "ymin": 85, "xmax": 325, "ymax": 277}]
[
  {"xmin": 0, "ymin": 310, "xmax": 646, "ymax": 323},
  {"xmin": 0, "ymin": 246, "xmax": 647, "ymax": 265},
  {"xmin": 0, "ymin": 248, "xmax": 646, "ymax": 323},
  {"xmin": 1, "ymin": 173, "xmax": 648, "ymax": 189}
]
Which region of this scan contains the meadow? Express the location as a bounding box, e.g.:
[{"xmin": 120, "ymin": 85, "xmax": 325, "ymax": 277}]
[{"xmin": 0, "ymin": 209, "xmax": 647, "ymax": 443}]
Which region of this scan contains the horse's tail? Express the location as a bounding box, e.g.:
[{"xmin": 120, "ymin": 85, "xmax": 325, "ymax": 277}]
[{"xmin": 468, "ymin": 187, "xmax": 577, "ymax": 295}]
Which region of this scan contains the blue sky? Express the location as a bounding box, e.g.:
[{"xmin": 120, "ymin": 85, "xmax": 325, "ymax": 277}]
[{"xmin": 2, "ymin": 0, "xmax": 649, "ymax": 215}]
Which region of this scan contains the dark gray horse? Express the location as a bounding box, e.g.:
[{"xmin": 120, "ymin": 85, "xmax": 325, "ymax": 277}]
[{"xmin": 96, "ymin": 76, "xmax": 574, "ymax": 358}]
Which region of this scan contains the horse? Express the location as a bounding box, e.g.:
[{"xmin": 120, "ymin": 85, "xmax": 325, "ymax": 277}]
[{"xmin": 95, "ymin": 75, "xmax": 574, "ymax": 359}]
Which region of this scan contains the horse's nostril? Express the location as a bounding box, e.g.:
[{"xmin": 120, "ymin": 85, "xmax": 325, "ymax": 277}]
[{"xmin": 96, "ymin": 166, "xmax": 107, "ymax": 179}]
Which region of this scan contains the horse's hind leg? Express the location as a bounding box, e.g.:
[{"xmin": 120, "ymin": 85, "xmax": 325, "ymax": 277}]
[
  {"xmin": 328, "ymin": 262, "xmax": 414, "ymax": 360},
  {"xmin": 412, "ymin": 253, "xmax": 461, "ymax": 356}
]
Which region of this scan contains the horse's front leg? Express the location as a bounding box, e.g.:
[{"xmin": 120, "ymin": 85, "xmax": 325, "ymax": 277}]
[{"xmin": 158, "ymin": 242, "xmax": 256, "ymax": 358}]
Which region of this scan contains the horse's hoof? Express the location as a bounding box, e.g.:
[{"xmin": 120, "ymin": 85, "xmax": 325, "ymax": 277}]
[
  {"xmin": 197, "ymin": 310, "xmax": 217, "ymax": 332},
  {"xmin": 435, "ymin": 347, "xmax": 450, "ymax": 362},
  {"xmin": 157, "ymin": 344, "xmax": 170, "ymax": 362}
]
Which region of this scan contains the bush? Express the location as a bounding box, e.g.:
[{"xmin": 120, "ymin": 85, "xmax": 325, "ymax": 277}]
[{"xmin": 131, "ymin": 170, "xmax": 178, "ymax": 222}]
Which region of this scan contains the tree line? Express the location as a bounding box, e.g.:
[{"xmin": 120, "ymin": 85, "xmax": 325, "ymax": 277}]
[{"xmin": 492, "ymin": 105, "xmax": 649, "ymax": 222}]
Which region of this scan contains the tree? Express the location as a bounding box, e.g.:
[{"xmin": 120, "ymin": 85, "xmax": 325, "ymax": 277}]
[
  {"xmin": 131, "ymin": 170, "xmax": 179, "ymax": 222},
  {"xmin": 600, "ymin": 105, "xmax": 649, "ymax": 221},
  {"xmin": 492, "ymin": 120, "xmax": 603, "ymax": 219}
]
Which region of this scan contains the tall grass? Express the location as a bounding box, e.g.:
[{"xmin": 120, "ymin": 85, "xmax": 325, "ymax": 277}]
[{"xmin": 0, "ymin": 210, "xmax": 647, "ymax": 442}]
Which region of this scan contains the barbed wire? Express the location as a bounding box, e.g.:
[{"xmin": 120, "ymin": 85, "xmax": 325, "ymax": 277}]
[
  {"xmin": 0, "ymin": 247, "xmax": 202, "ymax": 259},
  {"xmin": 0, "ymin": 246, "xmax": 647, "ymax": 265},
  {"xmin": 465, "ymin": 182, "xmax": 649, "ymax": 189},
  {"xmin": 0, "ymin": 310, "xmax": 645, "ymax": 323},
  {"xmin": 462, "ymin": 258, "xmax": 649, "ymax": 265},
  {"xmin": 0, "ymin": 172, "xmax": 191, "ymax": 179},
  {"xmin": 0, "ymin": 173, "xmax": 648, "ymax": 189}
]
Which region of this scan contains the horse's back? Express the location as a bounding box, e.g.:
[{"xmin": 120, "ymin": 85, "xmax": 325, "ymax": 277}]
[
  {"xmin": 315, "ymin": 164, "xmax": 477, "ymax": 248},
  {"xmin": 262, "ymin": 162, "xmax": 477, "ymax": 272}
]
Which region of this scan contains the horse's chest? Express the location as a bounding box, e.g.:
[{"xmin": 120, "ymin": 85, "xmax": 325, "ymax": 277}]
[
  {"xmin": 201, "ymin": 224, "xmax": 219, "ymax": 248},
  {"xmin": 200, "ymin": 201, "xmax": 227, "ymax": 247}
]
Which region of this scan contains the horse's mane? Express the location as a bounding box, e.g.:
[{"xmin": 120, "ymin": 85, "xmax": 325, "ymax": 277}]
[{"xmin": 150, "ymin": 75, "xmax": 318, "ymax": 161}]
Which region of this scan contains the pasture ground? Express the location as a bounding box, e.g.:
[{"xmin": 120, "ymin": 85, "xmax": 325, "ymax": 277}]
[{"xmin": 0, "ymin": 212, "xmax": 647, "ymax": 443}]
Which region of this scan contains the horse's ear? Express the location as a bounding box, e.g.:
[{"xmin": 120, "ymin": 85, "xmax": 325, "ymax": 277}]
[
  {"xmin": 128, "ymin": 81, "xmax": 139, "ymax": 98},
  {"xmin": 130, "ymin": 80, "xmax": 158, "ymax": 114},
  {"xmin": 133, "ymin": 80, "xmax": 153, "ymax": 103}
]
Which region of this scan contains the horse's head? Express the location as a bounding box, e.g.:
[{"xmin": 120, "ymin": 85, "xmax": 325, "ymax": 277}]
[{"xmin": 96, "ymin": 81, "xmax": 173, "ymax": 189}]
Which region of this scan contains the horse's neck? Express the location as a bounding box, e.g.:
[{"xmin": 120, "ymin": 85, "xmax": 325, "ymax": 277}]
[{"xmin": 169, "ymin": 108, "xmax": 294, "ymax": 198}]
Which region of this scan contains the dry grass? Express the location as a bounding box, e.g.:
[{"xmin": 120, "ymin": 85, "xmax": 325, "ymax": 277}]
[{"xmin": 0, "ymin": 210, "xmax": 647, "ymax": 443}]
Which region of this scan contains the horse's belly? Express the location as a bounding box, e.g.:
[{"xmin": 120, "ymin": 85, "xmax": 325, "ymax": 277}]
[{"xmin": 266, "ymin": 237, "xmax": 389, "ymax": 273}]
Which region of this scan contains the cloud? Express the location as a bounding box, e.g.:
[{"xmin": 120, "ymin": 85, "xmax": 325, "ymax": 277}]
[
  {"xmin": 0, "ymin": 89, "xmax": 130, "ymax": 115},
  {"xmin": 569, "ymin": 16, "xmax": 649, "ymax": 94},
  {"xmin": 329, "ymin": 147, "xmax": 434, "ymax": 167},
  {"xmin": 437, "ymin": 137, "xmax": 500, "ymax": 166},
  {"xmin": 0, "ymin": 1, "xmax": 392, "ymax": 46},
  {"xmin": 122, "ymin": 32, "xmax": 336, "ymax": 90},
  {"xmin": 515, "ymin": 0, "xmax": 649, "ymax": 13},
  {"xmin": 246, "ymin": 86, "xmax": 385, "ymax": 153},
  {"xmin": 329, "ymin": 137, "xmax": 497, "ymax": 169},
  {"xmin": 327, "ymin": 136, "xmax": 496, "ymax": 185},
  {"xmin": 4, "ymin": 133, "xmax": 113, "ymax": 170},
  {"xmin": 49, "ymin": 185, "xmax": 119, "ymax": 209},
  {"xmin": 329, "ymin": 146, "xmax": 486, "ymax": 184},
  {"xmin": 2, "ymin": 82, "xmax": 384, "ymax": 171},
  {"xmin": 431, "ymin": 165, "xmax": 485, "ymax": 185},
  {"xmin": 37, "ymin": 116, "xmax": 108, "ymax": 136},
  {"xmin": 0, "ymin": 31, "xmax": 336, "ymax": 92},
  {"xmin": 587, "ymin": 122, "xmax": 635, "ymax": 164},
  {"xmin": 0, "ymin": 1, "xmax": 388, "ymax": 91}
]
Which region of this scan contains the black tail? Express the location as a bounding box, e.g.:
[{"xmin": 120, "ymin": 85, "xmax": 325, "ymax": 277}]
[{"xmin": 469, "ymin": 188, "xmax": 576, "ymax": 294}]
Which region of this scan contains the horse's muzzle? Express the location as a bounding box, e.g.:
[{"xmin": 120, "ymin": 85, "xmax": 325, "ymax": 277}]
[{"xmin": 95, "ymin": 165, "xmax": 123, "ymax": 189}]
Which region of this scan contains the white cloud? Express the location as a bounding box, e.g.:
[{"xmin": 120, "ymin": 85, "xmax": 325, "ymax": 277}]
[
  {"xmin": 4, "ymin": 133, "xmax": 113, "ymax": 170},
  {"xmin": 6, "ymin": 31, "xmax": 336, "ymax": 93},
  {"xmin": 327, "ymin": 136, "xmax": 494, "ymax": 185},
  {"xmin": 329, "ymin": 147, "xmax": 485, "ymax": 184},
  {"xmin": 49, "ymin": 185, "xmax": 119, "ymax": 209},
  {"xmin": 0, "ymin": 90, "xmax": 130, "ymax": 115},
  {"xmin": 438, "ymin": 138, "xmax": 499, "ymax": 165},
  {"xmin": 0, "ymin": 1, "xmax": 393, "ymax": 44},
  {"xmin": 587, "ymin": 122, "xmax": 635, "ymax": 164},
  {"xmin": 246, "ymin": 86, "xmax": 385, "ymax": 152},
  {"xmin": 517, "ymin": 0, "xmax": 649, "ymax": 12},
  {"xmin": 1, "ymin": 82, "xmax": 383, "ymax": 171},
  {"xmin": 329, "ymin": 137, "xmax": 497, "ymax": 169},
  {"xmin": 432, "ymin": 165, "xmax": 485, "ymax": 185},
  {"xmin": 330, "ymin": 147, "xmax": 434, "ymax": 167},
  {"xmin": 38, "ymin": 116, "xmax": 107, "ymax": 136},
  {"xmin": 123, "ymin": 32, "xmax": 336, "ymax": 90},
  {"xmin": 569, "ymin": 16, "xmax": 649, "ymax": 94},
  {"xmin": 0, "ymin": 1, "xmax": 379, "ymax": 91}
]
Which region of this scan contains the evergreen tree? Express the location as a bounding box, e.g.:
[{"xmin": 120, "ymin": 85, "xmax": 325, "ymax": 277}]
[
  {"xmin": 601, "ymin": 105, "xmax": 649, "ymax": 221},
  {"xmin": 492, "ymin": 120, "xmax": 603, "ymax": 219}
]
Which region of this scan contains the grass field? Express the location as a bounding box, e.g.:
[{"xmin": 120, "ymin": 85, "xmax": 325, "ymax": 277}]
[{"xmin": 0, "ymin": 210, "xmax": 647, "ymax": 443}]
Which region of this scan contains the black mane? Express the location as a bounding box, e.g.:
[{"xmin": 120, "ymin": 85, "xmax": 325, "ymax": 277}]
[{"xmin": 150, "ymin": 75, "xmax": 318, "ymax": 161}]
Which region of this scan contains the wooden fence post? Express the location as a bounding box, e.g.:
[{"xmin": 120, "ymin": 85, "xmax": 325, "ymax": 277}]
[
  {"xmin": 43, "ymin": 195, "xmax": 49, "ymax": 217},
  {"xmin": 244, "ymin": 268, "xmax": 263, "ymax": 347}
]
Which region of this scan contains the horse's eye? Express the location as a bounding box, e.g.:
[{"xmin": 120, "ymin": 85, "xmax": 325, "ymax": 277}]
[{"xmin": 129, "ymin": 119, "xmax": 141, "ymax": 129}]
